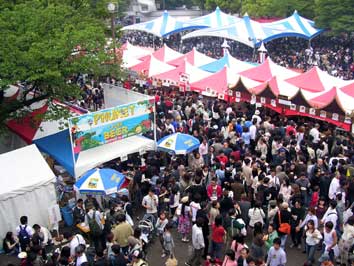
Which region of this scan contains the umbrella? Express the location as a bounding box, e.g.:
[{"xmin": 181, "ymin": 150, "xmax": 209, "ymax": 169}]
[
  {"xmin": 75, "ymin": 168, "xmax": 125, "ymax": 195},
  {"xmin": 157, "ymin": 133, "xmax": 200, "ymax": 155}
]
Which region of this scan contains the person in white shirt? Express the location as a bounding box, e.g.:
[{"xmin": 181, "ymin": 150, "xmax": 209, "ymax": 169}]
[
  {"xmin": 297, "ymin": 207, "xmax": 319, "ymax": 230},
  {"xmin": 16, "ymin": 216, "xmax": 33, "ymax": 252},
  {"xmin": 339, "ymin": 217, "xmax": 354, "ymax": 265},
  {"xmin": 32, "ymin": 224, "xmax": 52, "ymax": 246},
  {"xmin": 266, "ymin": 238, "xmax": 287, "ymax": 266},
  {"xmin": 321, "ymin": 200, "xmax": 339, "ymax": 229},
  {"xmin": 249, "ymin": 120, "xmax": 257, "ymax": 141},
  {"xmin": 142, "ymin": 188, "xmax": 159, "ymax": 223},
  {"xmin": 189, "ymin": 198, "xmax": 201, "ymax": 223},
  {"xmin": 63, "ymin": 231, "xmax": 86, "ymax": 257},
  {"xmin": 75, "ymin": 244, "xmax": 88, "ymax": 266},
  {"xmin": 309, "ymin": 123, "xmax": 320, "ymax": 144},
  {"xmin": 304, "ymin": 219, "xmax": 322, "ymax": 265},
  {"xmin": 199, "ymin": 138, "xmax": 209, "ymax": 163},
  {"xmin": 328, "ymin": 174, "xmax": 340, "ymax": 200},
  {"xmin": 252, "ymin": 110, "xmax": 262, "ymax": 126},
  {"xmin": 185, "ymin": 218, "xmax": 205, "ymax": 266}
]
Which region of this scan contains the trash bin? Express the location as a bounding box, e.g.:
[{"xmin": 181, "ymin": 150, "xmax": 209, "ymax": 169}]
[{"xmin": 60, "ymin": 205, "xmax": 73, "ymax": 226}]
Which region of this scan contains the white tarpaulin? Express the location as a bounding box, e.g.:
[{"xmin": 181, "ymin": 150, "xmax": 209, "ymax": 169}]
[{"xmin": 0, "ymin": 145, "xmax": 57, "ymax": 246}]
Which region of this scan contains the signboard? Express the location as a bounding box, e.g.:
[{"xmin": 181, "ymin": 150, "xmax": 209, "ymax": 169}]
[
  {"xmin": 179, "ymin": 72, "xmax": 190, "ymax": 83},
  {"xmin": 69, "ymin": 100, "xmax": 154, "ymax": 154},
  {"xmin": 320, "ymin": 110, "xmax": 326, "ymax": 118},
  {"xmin": 278, "ymin": 94, "xmax": 292, "ymax": 106}
]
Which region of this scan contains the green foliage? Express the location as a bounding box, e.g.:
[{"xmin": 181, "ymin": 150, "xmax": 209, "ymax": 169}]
[
  {"xmin": 0, "ymin": 0, "xmax": 124, "ymax": 133},
  {"xmin": 315, "ymin": 0, "xmax": 354, "ymax": 33},
  {"xmin": 205, "ymin": 0, "xmax": 241, "ymax": 14},
  {"xmin": 241, "ymin": 0, "xmax": 315, "ymax": 17}
]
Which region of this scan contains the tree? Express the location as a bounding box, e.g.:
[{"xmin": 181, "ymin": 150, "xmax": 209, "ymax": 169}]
[
  {"xmin": 0, "ymin": 0, "xmax": 124, "ymax": 133},
  {"xmin": 205, "ymin": 0, "xmax": 242, "ymax": 14},
  {"xmin": 315, "ymin": 0, "xmax": 354, "ymax": 33}
]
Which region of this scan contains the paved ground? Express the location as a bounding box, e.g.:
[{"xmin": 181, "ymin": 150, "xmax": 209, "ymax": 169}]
[
  {"xmin": 144, "ymin": 229, "xmax": 313, "ymax": 266},
  {"xmin": 0, "ymin": 230, "xmax": 313, "ymax": 266}
]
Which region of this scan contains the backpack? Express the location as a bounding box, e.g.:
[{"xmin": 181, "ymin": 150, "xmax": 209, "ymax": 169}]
[
  {"xmin": 87, "ymin": 211, "xmax": 102, "ymax": 237},
  {"xmin": 18, "ymin": 225, "xmax": 30, "ymax": 246},
  {"xmin": 227, "ymin": 217, "xmax": 245, "ymax": 238}
]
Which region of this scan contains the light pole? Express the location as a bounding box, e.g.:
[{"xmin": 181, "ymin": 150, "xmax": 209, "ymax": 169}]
[{"xmin": 107, "ymin": 2, "xmax": 117, "ymax": 64}]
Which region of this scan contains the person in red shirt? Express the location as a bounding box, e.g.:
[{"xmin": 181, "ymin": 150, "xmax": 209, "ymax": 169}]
[
  {"xmin": 216, "ymin": 151, "xmax": 228, "ymax": 166},
  {"xmin": 207, "ymin": 178, "xmax": 222, "ymax": 201},
  {"xmin": 210, "ymin": 215, "xmax": 226, "ymax": 260},
  {"xmin": 285, "ymin": 121, "xmax": 296, "ymax": 136}
]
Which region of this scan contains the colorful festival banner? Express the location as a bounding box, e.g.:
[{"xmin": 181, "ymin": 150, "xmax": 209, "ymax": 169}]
[{"xmin": 69, "ymin": 100, "xmax": 154, "ymax": 154}]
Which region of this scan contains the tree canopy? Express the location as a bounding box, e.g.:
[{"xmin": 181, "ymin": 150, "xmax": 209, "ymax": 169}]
[
  {"xmin": 314, "ymin": 0, "xmax": 354, "ymax": 33},
  {"xmin": 0, "ymin": 0, "xmax": 124, "ymax": 133}
]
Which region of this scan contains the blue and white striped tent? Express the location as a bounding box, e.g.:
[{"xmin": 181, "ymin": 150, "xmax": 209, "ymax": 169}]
[
  {"xmin": 200, "ymin": 50, "xmax": 254, "ymax": 73},
  {"xmin": 186, "ymin": 6, "xmax": 240, "ymax": 28},
  {"xmin": 264, "ymin": 10, "xmax": 324, "ymax": 40},
  {"xmin": 121, "ymin": 11, "xmax": 203, "ymax": 38},
  {"xmin": 182, "ymin": 13, "xmax": 294, "ymax": 48}
]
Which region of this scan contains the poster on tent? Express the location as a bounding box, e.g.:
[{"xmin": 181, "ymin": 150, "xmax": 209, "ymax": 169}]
[{"xmin": 69, "ymin": 100, "xmax": 154, "ymax": 154}]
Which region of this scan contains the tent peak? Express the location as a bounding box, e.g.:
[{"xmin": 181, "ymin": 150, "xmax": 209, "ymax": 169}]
[
  {"xmin": 244, "ymin": 12, "xmax": 249, "ymax": 17},
  {"xmin": 294, "ymin": 10, "xmax": 298, "ymax": 14},
  {"xmin": 215, "ymin": 6, "xmax": 220, "ymax": 11}
]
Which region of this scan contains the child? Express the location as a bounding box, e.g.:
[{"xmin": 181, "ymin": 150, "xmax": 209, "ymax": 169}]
[
  {"xmin": 309, "ymin": 186, "xmax": 319, "ymax": 208},
  {"xmin": 156, "ymin": 211, "xmax": 169, "ymax": 257},
  {"xmin": 266, "ymin": 238, "xmax": 287, "ymax": 266},
  {"xmin": 162, "ymin": 223, "xmax": 174, "ymax": 258}
]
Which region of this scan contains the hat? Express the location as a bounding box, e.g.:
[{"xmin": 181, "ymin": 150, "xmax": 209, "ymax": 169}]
[
  {"xmin": 213, "ymin": 125, "xmax": 218, "ymax": 130},
  {"xmin": 132, "ymin": 250, "xmax": 140, "ymax": 257},
  {"xmin": 18, "ymin": 252, "xmax": 27, "ymax": 259},
  {"xmin": 255, "ymin": 110, "xmax": 260, "ymax": 115},
  {"xmin": 318, "ymin": 252, "xmax": 330, "ymax": 263},
  {"xmin": 181, "ymin": 196, "xmax": 189, "ymax": 203},
  {"xmin": 260, "ymin": 155, "xmax": 266, "ymax": 160}
]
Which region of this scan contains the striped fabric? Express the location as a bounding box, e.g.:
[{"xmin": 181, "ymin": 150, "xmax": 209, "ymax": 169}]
[
  {"xmin": 186, "ymin": 6, "xmax": 240, "ymax": 28},
  {"xmin": 264, "ymin": 10, "xmax": 324, "ymax": 40},
  {"xmin": 121, "ymin": 10, "xmax": 203, "ymax": 37}
]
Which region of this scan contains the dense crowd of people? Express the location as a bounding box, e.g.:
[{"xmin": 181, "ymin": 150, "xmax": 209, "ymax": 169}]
[
  {"xmin": 3, "ymin": 15, "xmax": 354, "ymax": 266},
  {"xmin": 121, "ymin": 31, "xmax": 354, "ymax": 80},
  {"xmin": 6, "ymin": 84, "xmax": 354, "ymax": 266}
]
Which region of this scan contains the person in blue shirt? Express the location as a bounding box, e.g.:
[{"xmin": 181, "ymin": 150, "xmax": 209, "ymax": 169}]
[{"xmin": 235, "ymin": 119, "xmax": 243, "ymax": 136}]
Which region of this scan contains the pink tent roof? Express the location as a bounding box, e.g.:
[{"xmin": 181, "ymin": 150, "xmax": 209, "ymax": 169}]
[
  {"xmin": 153, "ymin": 60, "xmax": 211, "ymax": 84},
  {"xmin": 191, "ymin": 67, "xmax": 259, "ymax": 96},
  {"xmin": 309, "ymin": 87, "xmax": 337, "ymax": 108},
  {"xmin": 129, "ymin": 55, "xmax": 175, "ymax": 77},
  {"xmin": 340, "ymin": 82, "xmax": 354, "ymax": 97},
  {"xmin": 286, "ymin": 66, "xmax": 350, "ymax": 93},
  {"xmin": 249, "ymin": 76, "xmax": 299, "ymax": 98},
  {"xmin": 167, "ymin": 47, "xmax": 215, "ymax": 67},
  {"xmin": 239, "ymin": 57, "xmax": 297, "ymax": 82},
  {"xmin": 190, "ymin": 67, "xmax": 227, "ymax": 95},
  {"xmin": 140, "ymin": 44, "xmax": 182, "ymax": 62}
]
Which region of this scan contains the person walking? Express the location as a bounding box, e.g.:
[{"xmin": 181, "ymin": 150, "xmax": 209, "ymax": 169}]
[
  {"xmin": 266, "ymin": 238, "xmax": 287, "ymax": 266},
  {"xmin": 185, "ymin": 217, "xmax": 205, "ymax": 266}
]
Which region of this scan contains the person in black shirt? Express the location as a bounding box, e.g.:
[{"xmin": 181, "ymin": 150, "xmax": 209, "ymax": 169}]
[{"xmin": 196, "ymin": 201, "xmax": 210, "ymax": 259}]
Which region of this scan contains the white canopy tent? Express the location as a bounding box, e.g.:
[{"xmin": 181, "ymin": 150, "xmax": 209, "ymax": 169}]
[{"xmin": 0, "ymin": 145, "xmax": 57, "ymax": 246}]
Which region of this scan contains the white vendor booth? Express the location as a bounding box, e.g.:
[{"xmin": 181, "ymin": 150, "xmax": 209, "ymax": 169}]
[{"xmin": 0, "ymin": 145, "xmax": 57, "ymax": 245}]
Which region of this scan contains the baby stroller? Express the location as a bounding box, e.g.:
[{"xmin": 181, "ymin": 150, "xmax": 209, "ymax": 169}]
[{"xmin": 138, "ymin": 214, "xmax": 155, "ymax": 248}]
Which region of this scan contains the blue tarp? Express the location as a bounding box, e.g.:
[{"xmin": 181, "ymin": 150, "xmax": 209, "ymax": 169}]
[{"xmin": 34, "ymin": 130, "xmax": 76, "ymax": 177}]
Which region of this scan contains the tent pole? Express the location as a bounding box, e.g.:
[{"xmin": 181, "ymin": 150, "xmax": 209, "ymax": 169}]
[
  {"xmin": 68, "ymin": 119, "xmax": 77, "ymax": 179},
  {"xmin": 153, "ymin": 101, "xmax": 157, "ymax": 151}
]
